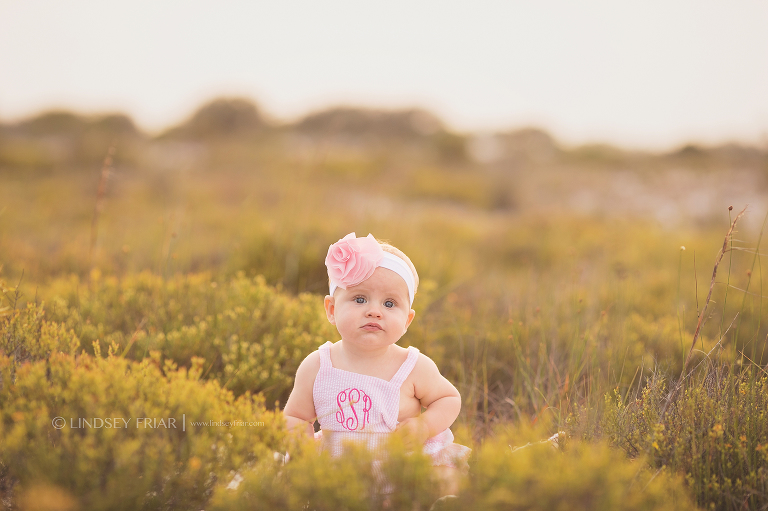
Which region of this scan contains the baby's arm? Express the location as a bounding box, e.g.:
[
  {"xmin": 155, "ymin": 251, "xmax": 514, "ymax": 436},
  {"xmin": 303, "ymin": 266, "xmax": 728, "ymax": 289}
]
[
  {"xmin": 282, "ymin": 351, "xmax": 321, "ymax": 437},
  {"xmin": 397, "ymin": 354, "xmax": 462, "ymax": 445}
]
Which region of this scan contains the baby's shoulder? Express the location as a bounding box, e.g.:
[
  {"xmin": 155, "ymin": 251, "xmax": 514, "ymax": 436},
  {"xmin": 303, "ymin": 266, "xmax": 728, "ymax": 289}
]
[
  {"xmin": 294, "ymin": 350, "xmax": 321, "ymax": 381},
  {"xmin": 409, "ymin": 351, "xmax": 442, "ymax": 380},
  {"xmin": 302, "ymin": 349, "xmax": 321, "ymax": 364}
]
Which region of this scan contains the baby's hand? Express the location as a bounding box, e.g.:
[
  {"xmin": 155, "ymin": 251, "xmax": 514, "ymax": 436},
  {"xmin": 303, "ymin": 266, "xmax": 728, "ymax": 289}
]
[{"xmin": 394, "ymin": 416, "xmax": 430, "ymax": 450}]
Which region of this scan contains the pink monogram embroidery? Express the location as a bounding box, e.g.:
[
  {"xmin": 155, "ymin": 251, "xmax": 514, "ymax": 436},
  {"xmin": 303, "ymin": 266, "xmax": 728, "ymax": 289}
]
[{"xmin": 336, "ymin": 388, "xmax": 372, "ymax": 430}]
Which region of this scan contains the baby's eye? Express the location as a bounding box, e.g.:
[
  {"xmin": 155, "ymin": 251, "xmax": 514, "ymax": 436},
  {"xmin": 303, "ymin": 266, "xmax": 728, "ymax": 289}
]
[
  {"xmin": 354, "ymin": 296, "xmax": 366, "ymax": 304},
  {"xmin": 384, "ymin": 300, "xmax": 395, "ymax": 308}
]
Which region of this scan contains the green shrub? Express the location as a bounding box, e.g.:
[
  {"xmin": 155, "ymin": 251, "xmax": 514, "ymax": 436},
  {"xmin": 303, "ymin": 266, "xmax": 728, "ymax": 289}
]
[
  {"xmin": 457, "ymin": 436, "xmax": 697, "ymax": 511},
  {"xmin": 0, "ymin": 303, "xmax": 79, "ymax": 381},
  {"xmin": 43, "ymin": 271, "xmax": 338, "ymax": 405},
  {"xmin": 211, "ymin": 432, "xmax": 696, "ymax": 511},
  {"xmin": 210, "ymin": 434, "xmax": 443, "ymax": 511},
  {"xmin": 0, "ymin": 351, "xmax": 284, "ymax": 511},
  {"xmin": 603, "ymin": 370, "xmax": 768, "ymax": 510}
]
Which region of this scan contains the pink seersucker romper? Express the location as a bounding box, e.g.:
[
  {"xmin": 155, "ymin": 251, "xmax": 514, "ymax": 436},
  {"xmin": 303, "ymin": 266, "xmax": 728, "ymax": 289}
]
[{"xmin": 312, "ymin": 341, "xmax": 471, "ymax": 468}]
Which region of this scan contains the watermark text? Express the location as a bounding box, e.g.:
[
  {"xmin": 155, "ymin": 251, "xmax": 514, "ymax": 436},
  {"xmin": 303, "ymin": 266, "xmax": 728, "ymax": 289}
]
[{"xmin": 51, "ymin": 415, "xmax": 265, "ymax": 431}]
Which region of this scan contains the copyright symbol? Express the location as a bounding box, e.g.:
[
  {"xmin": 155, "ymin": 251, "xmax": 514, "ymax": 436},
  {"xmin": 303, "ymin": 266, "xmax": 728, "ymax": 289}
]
[{"xmin": 52, "ymin": 417, "xmax": 66, "ymax": 429}]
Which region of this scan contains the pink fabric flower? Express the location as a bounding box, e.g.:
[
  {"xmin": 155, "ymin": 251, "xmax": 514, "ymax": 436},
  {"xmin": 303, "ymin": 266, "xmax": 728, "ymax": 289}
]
[{"xmin": 325, "ymin": 232, "xmax": 384, "ymax": 289}]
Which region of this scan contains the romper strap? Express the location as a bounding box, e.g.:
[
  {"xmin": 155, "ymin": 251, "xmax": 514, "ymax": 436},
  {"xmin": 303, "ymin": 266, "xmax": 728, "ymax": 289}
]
[
  {"xmin": 318, "ymin": 341, "xmax": 333, "ymax": 369},
  {"xmin": 389, "ymin": 346, "xmax": 420, "ymax": 387}
]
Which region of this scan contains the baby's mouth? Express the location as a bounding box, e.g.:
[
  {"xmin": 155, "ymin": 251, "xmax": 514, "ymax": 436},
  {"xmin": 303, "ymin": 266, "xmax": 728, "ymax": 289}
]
[{"xmin": 362, "ymin": 323, "xmax": 382, "ymax": 331}]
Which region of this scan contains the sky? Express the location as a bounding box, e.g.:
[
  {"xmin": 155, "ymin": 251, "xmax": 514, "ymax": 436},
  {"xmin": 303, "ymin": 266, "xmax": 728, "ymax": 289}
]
[{"xmin": 1, "ymin": 1, "xmax": 767, "ymax": 150}]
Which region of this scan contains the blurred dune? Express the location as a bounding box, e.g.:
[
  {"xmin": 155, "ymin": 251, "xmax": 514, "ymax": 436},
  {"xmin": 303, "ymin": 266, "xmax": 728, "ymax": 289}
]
[
  {"xmin": 2, "ymin": 96, "xmax": 764, "ymax": 226},
  {"xmin": 158, "ymin": 98, "xmax": 269, "ymax": 141}
]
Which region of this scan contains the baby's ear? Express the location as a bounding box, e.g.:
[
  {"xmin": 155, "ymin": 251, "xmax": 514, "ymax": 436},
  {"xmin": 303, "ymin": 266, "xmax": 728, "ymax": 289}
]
[
  {"xmin": 324, "ymin": 295, "xmax": 336, "ymax": 325},
  {"xmin": 404, "ymin": 308, "xmax": 416, "ymax": 331}
]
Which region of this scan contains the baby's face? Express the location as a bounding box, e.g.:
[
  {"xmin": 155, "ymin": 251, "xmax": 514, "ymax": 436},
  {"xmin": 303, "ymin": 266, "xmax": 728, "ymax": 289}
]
[{"xmin": 324, "ymin": 267, "xmax": 415, "ymax": 350}]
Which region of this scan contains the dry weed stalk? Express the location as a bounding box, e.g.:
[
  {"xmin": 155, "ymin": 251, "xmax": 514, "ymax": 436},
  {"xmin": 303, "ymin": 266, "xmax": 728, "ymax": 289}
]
[
  {"xmin": 656, "ymin": 206, "xmax": 749, "ymax": 418},
  {"xmin": 679, "ymin": 205, "xmax": 747, "ymax": 380},
  {"xmin": 88, "ymin": 145, "xmax": 116, "ymax": 272}
]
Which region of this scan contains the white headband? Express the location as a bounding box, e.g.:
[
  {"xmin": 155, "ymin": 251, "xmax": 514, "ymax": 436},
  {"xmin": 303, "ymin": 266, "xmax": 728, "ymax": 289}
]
[{"xmin": 329, "ymin": 252, "xmax": 416, "ymax": 307}]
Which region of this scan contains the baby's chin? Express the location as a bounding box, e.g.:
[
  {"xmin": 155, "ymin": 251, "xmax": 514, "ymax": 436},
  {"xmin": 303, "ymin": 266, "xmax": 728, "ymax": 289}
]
[{"xmin": 341, "ymin": 336, "xmax": 402, "ymax": 348}]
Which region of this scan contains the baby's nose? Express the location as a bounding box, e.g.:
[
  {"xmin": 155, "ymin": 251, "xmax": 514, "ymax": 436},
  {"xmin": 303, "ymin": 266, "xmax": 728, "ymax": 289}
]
[{"xmin": 366, "ymin": 306, "xmax": 382, "ymax": 318}]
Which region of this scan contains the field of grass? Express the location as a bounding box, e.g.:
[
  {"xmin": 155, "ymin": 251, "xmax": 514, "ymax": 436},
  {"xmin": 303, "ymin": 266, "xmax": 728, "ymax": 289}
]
[{"xmin": 2, "ymin": 101, "xmax": 768, "ymax": 510}]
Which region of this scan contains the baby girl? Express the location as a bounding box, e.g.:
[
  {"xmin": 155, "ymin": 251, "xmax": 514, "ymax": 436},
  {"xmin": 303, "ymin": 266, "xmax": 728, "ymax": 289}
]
[{"xmin": 283, "ymin": 232, "xmax": 470, "ymax": 491}]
